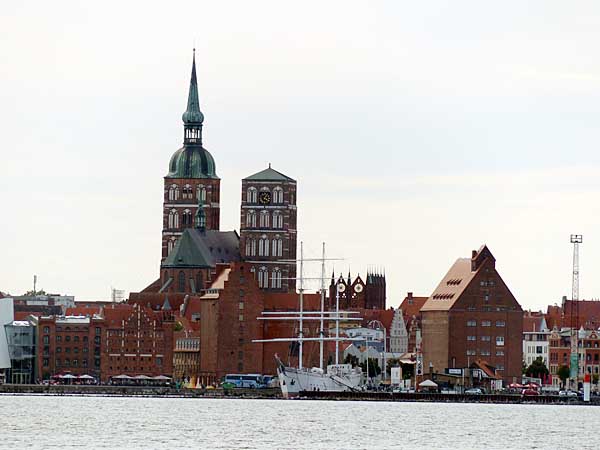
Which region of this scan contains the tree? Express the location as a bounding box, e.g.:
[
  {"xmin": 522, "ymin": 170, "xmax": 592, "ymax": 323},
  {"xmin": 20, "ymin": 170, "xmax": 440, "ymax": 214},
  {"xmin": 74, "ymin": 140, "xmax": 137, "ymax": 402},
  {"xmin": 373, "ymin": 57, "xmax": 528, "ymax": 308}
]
[
  {"xmin": 594, "ymin": 374, "xmax": 599, "ymax": 385},
  {"xmin": 525, "ymin": 357, "xmax": 549, "ymax": 379},
  {"xmin": 173, "ymin": 321, "xmax": 184, "ymax": 332},
  {"xmin": 343, "ymin": 354, "xmax": 360, "ymax": 368},
  {"xmin": 361, "ymin": 358, "xmax": 381, "ymax": 377},
  {"xmin": 557, "ymin": 365, "xmax": 570, "ymax": 388},
  {"xmin": 386, "ymin": 358, "xmax": 401, "ymax": 375}
]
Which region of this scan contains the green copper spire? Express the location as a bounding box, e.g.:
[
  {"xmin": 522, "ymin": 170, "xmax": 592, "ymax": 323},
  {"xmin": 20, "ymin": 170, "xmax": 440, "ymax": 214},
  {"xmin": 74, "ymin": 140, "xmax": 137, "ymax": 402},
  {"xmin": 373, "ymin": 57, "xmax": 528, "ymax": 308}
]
[
  {"xmin": 166, "ymin": 50, "xmax": 219, "ymax": 179},
  {"xmin": 182, "ymin": 49, "xmax": 204, "ymax": 125}
]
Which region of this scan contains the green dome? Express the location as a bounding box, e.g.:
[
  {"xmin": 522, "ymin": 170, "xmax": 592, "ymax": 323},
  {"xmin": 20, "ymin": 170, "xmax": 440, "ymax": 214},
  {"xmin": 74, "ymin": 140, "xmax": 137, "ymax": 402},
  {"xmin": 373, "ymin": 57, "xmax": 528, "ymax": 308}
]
[{"xmin": 167, "ymin": 146, "xmax": 218, "ymax": 179}]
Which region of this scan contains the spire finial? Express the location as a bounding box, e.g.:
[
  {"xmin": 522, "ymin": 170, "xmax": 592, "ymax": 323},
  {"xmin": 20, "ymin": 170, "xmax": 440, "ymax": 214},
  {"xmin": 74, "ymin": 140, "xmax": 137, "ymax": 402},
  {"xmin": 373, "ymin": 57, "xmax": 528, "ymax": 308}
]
[{"xmin": 182, "ymin": 49, "xmax": 204, "ymax": 126}]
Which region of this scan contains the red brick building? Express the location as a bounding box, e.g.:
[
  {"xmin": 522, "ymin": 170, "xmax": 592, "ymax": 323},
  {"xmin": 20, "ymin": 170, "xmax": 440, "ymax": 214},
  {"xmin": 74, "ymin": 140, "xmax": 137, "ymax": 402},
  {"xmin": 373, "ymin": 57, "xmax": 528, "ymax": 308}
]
[
  {"xmin": 37, "ymin": 315, "xmax": 105, "ymax": 380},
  {"xmin": 101, "ymin": 303, "xmax": 174, "ymax": 382},
  {"xmin": 421, "ymin": 245, "xmax": 523, "ymax": 384},
  {"xmin": 399, "ymin": 292, "xmax": 428, "ymax": 352}
]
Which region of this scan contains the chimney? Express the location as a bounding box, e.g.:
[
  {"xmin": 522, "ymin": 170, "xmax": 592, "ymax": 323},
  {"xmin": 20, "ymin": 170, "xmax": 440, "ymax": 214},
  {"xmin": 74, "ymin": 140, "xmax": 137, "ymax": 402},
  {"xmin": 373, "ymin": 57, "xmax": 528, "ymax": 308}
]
[{"xmin": 408, "ymin": 292, "xmax": 413, "ymax": 300}]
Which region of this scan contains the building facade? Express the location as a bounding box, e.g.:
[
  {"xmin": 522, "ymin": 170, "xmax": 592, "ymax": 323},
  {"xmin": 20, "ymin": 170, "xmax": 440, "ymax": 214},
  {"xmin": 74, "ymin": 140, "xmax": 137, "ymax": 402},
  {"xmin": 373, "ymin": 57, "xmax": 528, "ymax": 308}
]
[
  {"xmin": 421, "ymin": 245, "xmax": 523, "ymax": 384},
  {"xmin": 101, "ymin": 304, "xmax": 174, "ymax": 382},
  {"xmin": 37, "ymin": 315, "xmax": 105, "ymax": 380},
  {"xmin": 239, "ymin": 166, "xmax": 297, "ymax": 292}
]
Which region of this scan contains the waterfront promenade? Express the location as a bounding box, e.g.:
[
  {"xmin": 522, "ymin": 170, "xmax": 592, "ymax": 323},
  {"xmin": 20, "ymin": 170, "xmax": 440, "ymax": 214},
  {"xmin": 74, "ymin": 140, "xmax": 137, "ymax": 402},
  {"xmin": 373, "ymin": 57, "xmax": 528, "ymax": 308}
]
[{"xmin": 1, "ymin": 384, "xmax": 598, "ymax": 405}]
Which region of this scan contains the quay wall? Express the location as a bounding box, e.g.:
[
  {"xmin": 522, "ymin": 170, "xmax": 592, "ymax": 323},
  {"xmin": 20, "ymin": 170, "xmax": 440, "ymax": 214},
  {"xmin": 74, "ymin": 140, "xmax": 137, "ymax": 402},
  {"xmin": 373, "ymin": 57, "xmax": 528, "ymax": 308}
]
[{"xmin": 0, "ymin": 384, "xmax": 281, "ymax": 399}]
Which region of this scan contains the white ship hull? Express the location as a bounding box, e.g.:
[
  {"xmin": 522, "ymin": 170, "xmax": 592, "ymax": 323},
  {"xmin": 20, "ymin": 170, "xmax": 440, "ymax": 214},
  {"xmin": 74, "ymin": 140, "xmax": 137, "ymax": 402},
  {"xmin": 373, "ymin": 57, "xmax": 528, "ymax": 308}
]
[{"xmin": 277, "ymin": 363, "xmax": 363, "ymax": 398}]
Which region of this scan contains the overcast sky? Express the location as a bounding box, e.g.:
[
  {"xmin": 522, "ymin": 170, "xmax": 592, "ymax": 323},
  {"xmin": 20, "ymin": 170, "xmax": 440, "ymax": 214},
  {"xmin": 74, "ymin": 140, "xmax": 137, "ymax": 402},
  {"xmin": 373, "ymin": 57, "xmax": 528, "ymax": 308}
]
[{"xmin": 2, "ymin": 1, "xmax": 600, "ymax": 310}]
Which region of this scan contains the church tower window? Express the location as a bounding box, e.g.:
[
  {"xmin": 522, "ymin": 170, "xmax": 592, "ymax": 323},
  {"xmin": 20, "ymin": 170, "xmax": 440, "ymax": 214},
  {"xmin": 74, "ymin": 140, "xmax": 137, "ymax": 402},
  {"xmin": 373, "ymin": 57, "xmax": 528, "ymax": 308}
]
[
  {"xmin": 177, "ymin": 271, "xmax": 186, "ymax": 292},
  {"xmin": 182, "ymin": 184, "xmax": 193, "ymax": 200},
  {"xmin": 258, "ymin": 267, "xmax": 268, "ymax": 288},
  {"xmin": 273, "ymin": 211, "xmax": 283, "ymax": 229},
  {"xmin": 273, "ymin": 187, "xmax": 283, "ymax": 204},
  {"xmin": 197, "ymin": 185, "xmax": 207, "ymax": 202},
  {"xmin": 246, "ymin": 211, "xmax": 257, "ymax": 228},
  {"xmin": 247, "ymin": 187, "xmax": 257, "ymax": 203},
  {"xmin": 168, "ymin": 210, "xmax": 179, "ymax": 229},
  {"xmin": 182, "ymin": 209, "xmax": 193, "ymax": 226},
  {"xmin": 272, "ymin": 237, "xmax": 283, "ymax": 257},
  {"xmin": 272, "ymin": 268, "xmax": 282, "ymax": 288},
  {"xmin": 168, "ymin": 185, "xmax": 179, "ymax": 201},
  {"xmin": 258, "ymin": 235, "xmax": 269, "ymax": 257},
  {"xmin": 259, "ymin": 210, "xmax": 270, "ymax": 228}
]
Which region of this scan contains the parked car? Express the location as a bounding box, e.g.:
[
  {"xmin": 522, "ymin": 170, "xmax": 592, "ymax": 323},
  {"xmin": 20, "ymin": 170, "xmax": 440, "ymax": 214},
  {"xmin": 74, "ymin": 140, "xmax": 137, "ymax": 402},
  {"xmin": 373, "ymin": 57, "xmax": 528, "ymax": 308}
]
[
  {"xmin": 559, "ymin": 390, "xmax": 578, "ymax": 397},
  {"xmin": 465, "ymin": 388, "xmax": 483, "ymax": 395},
  {"xmin": 522, "ymin": 389, "xmax": 539, "ymax": 396}
]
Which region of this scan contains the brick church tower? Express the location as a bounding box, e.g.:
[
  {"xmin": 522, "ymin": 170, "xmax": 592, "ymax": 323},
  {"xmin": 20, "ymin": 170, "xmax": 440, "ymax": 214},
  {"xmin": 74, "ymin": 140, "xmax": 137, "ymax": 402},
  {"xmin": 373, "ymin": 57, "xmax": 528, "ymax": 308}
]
[
  {"xmin": 161, "ymin": 51, "xmax": 220, "ymax": 259},
  {"xmin": 239, "ymin": 165, "xmax": 297, "ymax": 292}
]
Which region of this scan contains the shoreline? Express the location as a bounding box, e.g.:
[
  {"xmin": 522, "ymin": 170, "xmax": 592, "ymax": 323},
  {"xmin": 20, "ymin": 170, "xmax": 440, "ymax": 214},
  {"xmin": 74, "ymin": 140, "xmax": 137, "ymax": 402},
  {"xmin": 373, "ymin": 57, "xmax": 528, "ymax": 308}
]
[{"xmin": 0, "ymin": 384, "xmax": 597, "ymax": 405}]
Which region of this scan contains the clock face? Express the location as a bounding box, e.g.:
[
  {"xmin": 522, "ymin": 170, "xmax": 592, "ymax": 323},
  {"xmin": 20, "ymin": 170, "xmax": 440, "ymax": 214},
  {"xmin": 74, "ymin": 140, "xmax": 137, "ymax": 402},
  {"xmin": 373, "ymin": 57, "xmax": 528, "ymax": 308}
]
[
  {"xmin": 259, "ymin": 192, "xmax": 271, "ymax": 205},
  {"xmin": 354, "ymin": 284, "xmax": 364, "ymax": 293}
]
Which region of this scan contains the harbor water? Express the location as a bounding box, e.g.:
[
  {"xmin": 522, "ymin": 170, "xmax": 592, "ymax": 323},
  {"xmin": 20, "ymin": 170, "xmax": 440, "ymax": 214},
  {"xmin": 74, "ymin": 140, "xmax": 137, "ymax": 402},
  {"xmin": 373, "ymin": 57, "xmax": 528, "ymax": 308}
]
[{"xmin": 0, "ymin": 395, "xmax": 597, "ymax": 449}]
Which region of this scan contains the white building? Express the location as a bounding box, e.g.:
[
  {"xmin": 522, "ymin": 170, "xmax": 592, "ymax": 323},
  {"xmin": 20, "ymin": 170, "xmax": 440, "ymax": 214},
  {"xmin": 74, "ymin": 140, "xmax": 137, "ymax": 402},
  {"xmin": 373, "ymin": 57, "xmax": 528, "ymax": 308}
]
[
  {"xmin": 523, "ymin": 314, "xmax": 550, "ymax": 367},
  {"xmin": 389, "ymin": 308, "xmax": 408, "ymax": 354}
]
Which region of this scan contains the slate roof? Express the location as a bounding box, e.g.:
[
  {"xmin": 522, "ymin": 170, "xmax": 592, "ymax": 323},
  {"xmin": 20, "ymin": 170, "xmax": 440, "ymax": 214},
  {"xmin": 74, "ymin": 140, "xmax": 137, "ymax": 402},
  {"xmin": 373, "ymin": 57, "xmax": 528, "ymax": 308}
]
[
  {"xmin": 162, "ymin": 229, "xmax": 240, "ymax": 268},
  {"xmin": 244, "ymin": 166, "xmax": 295, "ymax": 182}
]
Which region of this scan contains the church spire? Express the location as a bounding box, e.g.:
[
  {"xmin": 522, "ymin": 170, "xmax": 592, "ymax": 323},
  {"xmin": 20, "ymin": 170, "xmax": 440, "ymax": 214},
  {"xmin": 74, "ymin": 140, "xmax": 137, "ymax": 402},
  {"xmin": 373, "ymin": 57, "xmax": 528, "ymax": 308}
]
[{"xmin": 182, "ymin": 49, "xmax": 204, "ymax": 144}]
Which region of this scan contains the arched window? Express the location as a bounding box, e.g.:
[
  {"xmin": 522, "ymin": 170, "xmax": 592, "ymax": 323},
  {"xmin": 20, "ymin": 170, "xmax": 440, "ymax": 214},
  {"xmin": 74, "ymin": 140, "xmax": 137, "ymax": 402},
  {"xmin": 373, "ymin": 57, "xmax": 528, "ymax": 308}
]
[
  {"xmin": 272, "ymin": 268, "xmax": 282, "ymax": 289},
  {"xmin": 182, "ymin": 209, "xmax": 192, "ymax": 226},
  {"xmin": 178, "ymin": 271, "xmax": 186, "ymax": 292},
  {"xmin": 182, "ymin": 184, "xmax": 193, "ymax": 200},
  {"xmin": 272, "ymin": 237, "xmax": 283, "ymax": 257},
  {"xmin": 245, "ymin": 238, "xmax": 256, "ymax": 257},
  {"xmin": 167, "ymin": 238, "xmax": 176, "ymax": 254},
  {"xmin": 273, "ymin": 211, "xmax": 283, "ymax": 229},
  {"xmin": 258, "ymin": 236, "xmax": 269, "ymax": 257},
  {"xmin": 168, "ymin": 185, "xmax": 179, "ymax": 201},
  {"xmin": 247, "ymin": 187, "xmax": 257, "ymax": 203},
  {"xmin": 258, "ymin": 267, "xmax": 268, "ymax": 288},
  {"xmin": 246, "ymin": 210, "xmax": 256, "ymax": 228},
  {"xmin": 168, "ymin": 210, "xmax": 179, "ymax": 229},
  {"xmin": 197, "ymin": 185, "xmax": 207, "ymax": 202},
  {"xmin": 273, "ymin": 187, "xmax": 283, "ymax": 204},
  {"xmin": 259, "ymin": 210, "xmax": 270, "ymax": 228},
  {"xmin": 196, "ymin": 272, "xmax": 203, "ymax": 291}
]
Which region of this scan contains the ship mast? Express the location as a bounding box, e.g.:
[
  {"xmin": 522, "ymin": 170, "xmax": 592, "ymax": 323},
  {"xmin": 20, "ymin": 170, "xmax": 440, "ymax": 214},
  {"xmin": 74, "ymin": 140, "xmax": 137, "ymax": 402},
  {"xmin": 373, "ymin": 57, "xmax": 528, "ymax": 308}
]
[
  {"xmin": 299, "ymin": 242, "xmax": 304, "ymax": 370},
  {"xmin": 319, "ymin": 242, "xmax": 326, "ymax": 370}
]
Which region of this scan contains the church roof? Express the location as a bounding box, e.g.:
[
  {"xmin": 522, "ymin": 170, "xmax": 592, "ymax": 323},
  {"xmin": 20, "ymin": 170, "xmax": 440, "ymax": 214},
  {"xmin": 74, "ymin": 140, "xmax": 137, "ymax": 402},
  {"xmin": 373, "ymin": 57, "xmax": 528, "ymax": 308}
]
[
  {"xmin": 244, "ymin": 166, "xmax": 295, "ymax": 182},
  {"xmin": 162, "ymin": 229, "xmax": 240, "ymax": 268}
]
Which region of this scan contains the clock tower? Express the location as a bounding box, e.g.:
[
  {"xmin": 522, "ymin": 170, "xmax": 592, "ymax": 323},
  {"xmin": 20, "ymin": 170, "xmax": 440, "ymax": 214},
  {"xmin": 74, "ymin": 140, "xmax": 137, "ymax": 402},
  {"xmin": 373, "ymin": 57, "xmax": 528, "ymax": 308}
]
[{"xmin": 239, "ymin": 165, "xmax": 297, "ymax": 292}]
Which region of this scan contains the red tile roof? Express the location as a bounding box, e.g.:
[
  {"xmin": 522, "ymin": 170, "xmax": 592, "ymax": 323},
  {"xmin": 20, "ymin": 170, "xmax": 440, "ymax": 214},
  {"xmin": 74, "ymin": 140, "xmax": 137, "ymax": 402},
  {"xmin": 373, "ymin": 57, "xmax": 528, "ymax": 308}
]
[
  {"xmin": 65, "ymin": 306, "xmax": 101, "ymax": 316},
  {"xmin": 399, "ymin": 294, "xmax": 428, "ymax": 320}
]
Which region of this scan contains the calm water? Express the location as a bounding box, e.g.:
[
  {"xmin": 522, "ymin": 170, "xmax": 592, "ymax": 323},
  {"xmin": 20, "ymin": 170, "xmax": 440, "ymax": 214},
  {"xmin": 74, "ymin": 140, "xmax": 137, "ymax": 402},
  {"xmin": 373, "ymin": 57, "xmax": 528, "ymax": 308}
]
[{"xmin": 0, "ymin": 395, "xmax": 597, "ymax": 449}]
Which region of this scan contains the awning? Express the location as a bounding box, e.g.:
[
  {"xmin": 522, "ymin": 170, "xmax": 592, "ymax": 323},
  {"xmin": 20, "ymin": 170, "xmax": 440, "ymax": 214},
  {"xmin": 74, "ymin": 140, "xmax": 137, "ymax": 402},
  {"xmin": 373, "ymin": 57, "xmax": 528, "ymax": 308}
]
[
  {"xmin": 153, "ymin": 375, "xmax": 172, "ymax": 380},
  {"xmin": 418, "ymin": 379, "xmax": 438, "ymax": 388},
  {"xmin": 60, "ymin": 374, "xmax": 77, "ymax": 379},
  {"xmin": 112, "ymin": 374, "xmax": 132, "ymax": 379},
  {"xmin": 134, "ymin": 375, "xmax": 152, "ymax": 380},
  {"xmin": 78, "ymin": 374, "xmax": 95, "ymax": 380}
]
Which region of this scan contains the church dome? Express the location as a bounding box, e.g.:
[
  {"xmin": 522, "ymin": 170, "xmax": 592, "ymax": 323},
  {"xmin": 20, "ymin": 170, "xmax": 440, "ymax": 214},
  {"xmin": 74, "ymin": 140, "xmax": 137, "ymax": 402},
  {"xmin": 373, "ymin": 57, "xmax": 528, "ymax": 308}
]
[{"xmin": 167, "ymin": 146, "xmax": 218, "ymax": 179}]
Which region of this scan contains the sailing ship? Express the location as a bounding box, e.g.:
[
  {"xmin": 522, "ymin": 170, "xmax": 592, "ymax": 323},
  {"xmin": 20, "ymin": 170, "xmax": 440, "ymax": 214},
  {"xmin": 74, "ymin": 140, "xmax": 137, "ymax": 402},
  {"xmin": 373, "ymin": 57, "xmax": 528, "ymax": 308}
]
[{"xmin": 253, "ymin": 243, "xmax": 366, "ymax": 398}]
